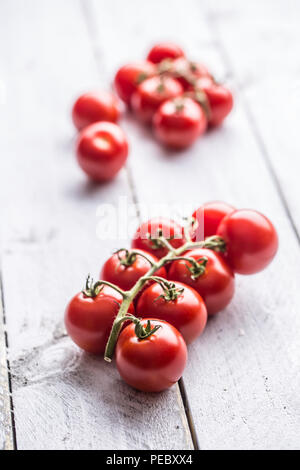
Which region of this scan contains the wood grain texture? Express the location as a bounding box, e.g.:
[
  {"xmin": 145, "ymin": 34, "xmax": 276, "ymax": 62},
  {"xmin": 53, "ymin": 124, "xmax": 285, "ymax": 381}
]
[
  {"xmin": 205, "ymin": 0, "xmax": 300, "ymax": 235},
  {"xmin": 0, "ymin": 0, "xmax": 192, "ymax": 450},
  {"xmin": 88, "ymin": 0, "xmax": 300, "ymax": 449},
  {"xmin": 0, "ymin": 282, "xmax": 14, "ymax": 450}
]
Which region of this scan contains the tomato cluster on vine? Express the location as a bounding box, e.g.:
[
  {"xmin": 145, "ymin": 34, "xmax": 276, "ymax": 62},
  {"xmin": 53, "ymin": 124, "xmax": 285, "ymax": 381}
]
[
  {"xmin": 114, "ymin": 42, "xmax": 233, "ymax": 148},
  {"xmin": 71, "ymin": 42, "xmax": 233, "ymax": 181},
  {"xmin": 65, "ymin": 202, "xmax": 278, "ymax": 393}
]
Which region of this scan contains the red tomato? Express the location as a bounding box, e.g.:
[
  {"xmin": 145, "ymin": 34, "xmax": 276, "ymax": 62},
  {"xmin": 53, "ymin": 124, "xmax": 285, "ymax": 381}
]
[
  {"xmin": 153, "ymin": 97, "xmax": 207, "ymax": 149},
  {"xmin": 217, "ymin": 209, "xmax": 278, "ymax": 275},
  {"xmin": 192, "ymin": 201, "xmax": 236, "ymax": 241},
  {"xmin": 195, "ymin": 77, "xmax": 233, "ymax": 126},
  {"xmin": 136, "ymin": 281, "xmax": 207, "ymax": 344},
  {"xmin": 100, "ymin": 249, "xmax": 167, "ymax": 291},
  {"xmin": 116, "ymin": 318, "xmax": 187, "ymax": 392},
  {"xmin": 72, "ymin": 91, "xmax": 120, "ymax": 131},
  {"xmin": 76, "ymin": 122, "xmax": 128, "ymax": 181},
  {"xmin": 131, "ymin": 76, "xmax": 183, "ymax": 123},
  {"xmin": 114, "ymin": 62, "xmax": 156, "ymax": 105},
  {"xmin": 168, "ymin": 58, "xmax": 211, "ymax": 90},
  {"xmin": 147, "ymin": 42, "xmax": 185, "ymax": 64},
  {"xmin": 65, "ymin": 285, "xmax": 134, "ymax": 355},
  {"xmin": 131, "ymin": 217, "xmax": 185, "ymax": 259},
  {"xmin": 168, "ymin": 248, "xmax": 235, "ymax": 315}
]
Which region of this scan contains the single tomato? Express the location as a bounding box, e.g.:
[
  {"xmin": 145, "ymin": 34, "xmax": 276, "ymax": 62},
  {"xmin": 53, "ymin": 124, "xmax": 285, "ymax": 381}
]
[
  {"xmin": 116, "ymin": 318, "xmax": 187, "ymax": 392},
  {"xmin": 76, "ymin": 121, "xmax": 128, "ymax": 181},
  {"xmin": 131, "ymin": 76, "xmax": 183, "ymax": 123},
  {"xmin": 72, "ymin": 91, "xmax": 120, "ymax": 131},
  {"xmin": 100, "ymin": 249, "xmax": 167, "ymax": 291},
  {"xmin": 131, "ymin": 217, "xmax": 185, "ymax": 259},
  {"xmin": 217, "ymin": 209, "xmax": 278, "ymax": 274},
  {"xmin": 65, "ymin": 280, "xmax": 134, "ymax": 355},
  {"xmin": 136, "ymin": 280, "xmax": 207, "ymax": 344},
  {"xmin": 114, "ymin": 62, "xmax": 156, "ymax": 105},
  {"xmin": 168, "ymin": 248, "xmax": 235, "ymax": 315},
  {"xmin": 153, "ymin": 97, "xmax": 207, "ymax": 149},
  {"xmin": 192, "ymin": 201, "xmax": 236, "ymax": 241},
  {"xmin": 147, "ymin": 42, "xmax": 185, "ymax": 64},
  {"xmin": 194, "ymin": 77, "xmax": 233, "ymax": 126}
]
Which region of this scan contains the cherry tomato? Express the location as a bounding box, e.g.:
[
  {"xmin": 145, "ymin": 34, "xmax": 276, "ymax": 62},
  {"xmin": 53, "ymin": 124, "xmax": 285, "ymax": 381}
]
[
  {"xmin": 65, "ymin": 284, "xmax": 134, "ymax": 355},
  {"xmin": 168, "ymin": 57, "xmax": 211, "ymax": 90},
  {"xmin": 76, "ymin": 121, "xmax": 128, "ymax": 181},
  {"xmin": 153, "ymin": 97, "xmax": 207, "ymax": 149},
  {"xmin": 116, "ymin": 318, "xmax": 187, "ymax": 392},
  {"xmin": 168, "ymin": 248, "xmax": 235, "ymax": 315},
  {"xmin": 136, "ymin": 281, "xmax": 207, "ymax": 344},
  {"xmin": 217, "ymin": 209, "xmax": 278, "ymax": 275},
  {"xmin": 195, "ymin": 77, "xmax": 233, "ymax": 126},
  {"xmin": 131, "ymin": 76, "xmax": 183, "ymax": 123},
  {"xmin": 191, "ymin": 201, "xmax": 236, "ymax": 241},
  {"xmin": 114, "ymin": 62, "xmax": 156, "ymax": 105},
  {"xmin": 147, "ymin": 42, "xmax": 185, "ymax": 64},
  {"xmin": 72, "ymin": 91, "xmax": 120, "ymax": 131},
  {"xmin": 131, "ymin": 217, "xmax": 185, "ymax": 259},
  {"xmin": 100, "ymin": 249, "xmax": 167, "ymax": 291}
]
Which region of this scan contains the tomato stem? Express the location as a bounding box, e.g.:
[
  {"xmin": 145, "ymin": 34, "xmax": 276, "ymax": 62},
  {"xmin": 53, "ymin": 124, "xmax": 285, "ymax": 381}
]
[
  {"xmin": 83, "ymin": 279, "xmax": 127, "ymax": 299},
  {"xmin": 114, "ymin": 248, "xmax": 155, "ymax": 268}
]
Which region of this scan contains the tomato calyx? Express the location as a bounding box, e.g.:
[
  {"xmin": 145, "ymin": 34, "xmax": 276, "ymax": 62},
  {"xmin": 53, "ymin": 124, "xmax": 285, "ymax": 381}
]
[
  {"xmin": 146, "ymin": 229, "xmax": 176, "ymax": 252},
  {"xmin": 156, "ymin": 78, "xmax": 166, "ymax": 94},
  {"xmin": 170, "ymin": 256, "xmax": 208, "ymax": 280},
  {"xmin": 144, "ymin": 276, "xmax": 184, "ymax": 302},
  {"xmin": 202, "ymin": 235, "xmax": 227, "ymax": 253},
  {"xmin": 116, "ymin": 314, "xmax": 161, "ymax": 340},
  {"xmin": 82, "ymin": 274, "xmax": 127, "ymax": 299},
  {"xmin": 114, "ymin": 248, "xmax": 154, "ymax": 268},
  {"xmin": 134, "ymin": 318, "xmax": 161, "ymax": 340},
  {"xmin": 82, "ymin": 274, "xmax": 103, "ymax": 298},
  {"xmin": 136, "ymin": 72, "xmax": 151, "ymax": 85},
  {"xmin": 157, "ymin": 58, "xmax": 173, "ymax": 75}
]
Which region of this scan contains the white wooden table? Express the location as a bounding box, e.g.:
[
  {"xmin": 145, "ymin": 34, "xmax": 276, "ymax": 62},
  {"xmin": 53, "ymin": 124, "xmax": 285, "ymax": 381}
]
[{"xmin": 1, "ymin": 0, "xmax": 300, "ymax": 450}]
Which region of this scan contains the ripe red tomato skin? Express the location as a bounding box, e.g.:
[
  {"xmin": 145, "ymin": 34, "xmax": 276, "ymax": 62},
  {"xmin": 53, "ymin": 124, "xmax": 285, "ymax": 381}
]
[
  {"xmin": 116, "ymin": 319, "xmax": 187, "ymax": 392},
  {"xmin": 168, "ymin": 248, "xmax": 235, "ymax": 315},
  {"xmin": 217, "ymin": 210, "xmax": 279, "ymax": 275},
  {"xmin": 131, "ymin": 217, "xmax": 186, "ymax": 259},
  {"xmin": 131, "ymin": 76, "xmax": 183, "ymax": 123},
  {"xmin": 72, "ymin": 91, "xmax": 120, "ymax": 131},
  {"xmin": 65, "ymin": 286, "xmax": 134, "ymax": 355},
  {"xmin": 136, "ymin": 281, "xmax": 207, "ymax": 344},
  {"xmin": 153, "ymin": 97, "xmax": 207, "ymax": 149},
  {"xmin": 195, "ymin": 77, "xmax": 233, "ymax": 126},
  {"xmin": 192, "ymin": 201, "xmax": 236, "ymax": 241},
  {"xmin": 147, "ymin": 43, "xmax": 185, "ymax": 64},
  {"xmin": 76, "ymin": 121, "xmax": 128, "ymax": 182},
  {"xmin": 114, "ymin": 62, "xmax": 156, "ymax": 105},
  {"xmin": 100, "ymin": 249, "xmax": 167, "ymax": 291}
]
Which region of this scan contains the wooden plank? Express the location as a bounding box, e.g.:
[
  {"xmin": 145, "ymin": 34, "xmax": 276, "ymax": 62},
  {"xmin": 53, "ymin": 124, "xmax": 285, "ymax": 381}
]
[
  {"xmin": 205, "ymin": 0, "xmax": 300, "ymax": 234},
  {"xmin": 88, "ymin": 0, "xmax": 300, "ymax": 449},
  {"xmin": 0, "ymin": 0, "xmax": 192, "ymax": 450},
  {"xmin": 0, "ymin": 281, "xmax": 14, "ymax": 450}
]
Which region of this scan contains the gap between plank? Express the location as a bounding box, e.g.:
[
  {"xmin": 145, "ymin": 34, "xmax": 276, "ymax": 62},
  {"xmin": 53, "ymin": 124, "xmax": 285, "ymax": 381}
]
[
  {"xmin": 0, "ymin": 273, "xmax": 18, "ymax": 450},
  {"xmin": 80, "ymin": 0, "xmax": 197, "ymax": 450},
  {"xmin": 203, "ymin": 4, "xmax": 300, "ymax": 247}
]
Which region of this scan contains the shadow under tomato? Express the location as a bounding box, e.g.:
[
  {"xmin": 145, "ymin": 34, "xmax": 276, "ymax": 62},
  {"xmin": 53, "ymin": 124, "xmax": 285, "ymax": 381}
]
[{"xmin": 65, "ymin": 176, "xmax": 122, "ymax": 201}]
